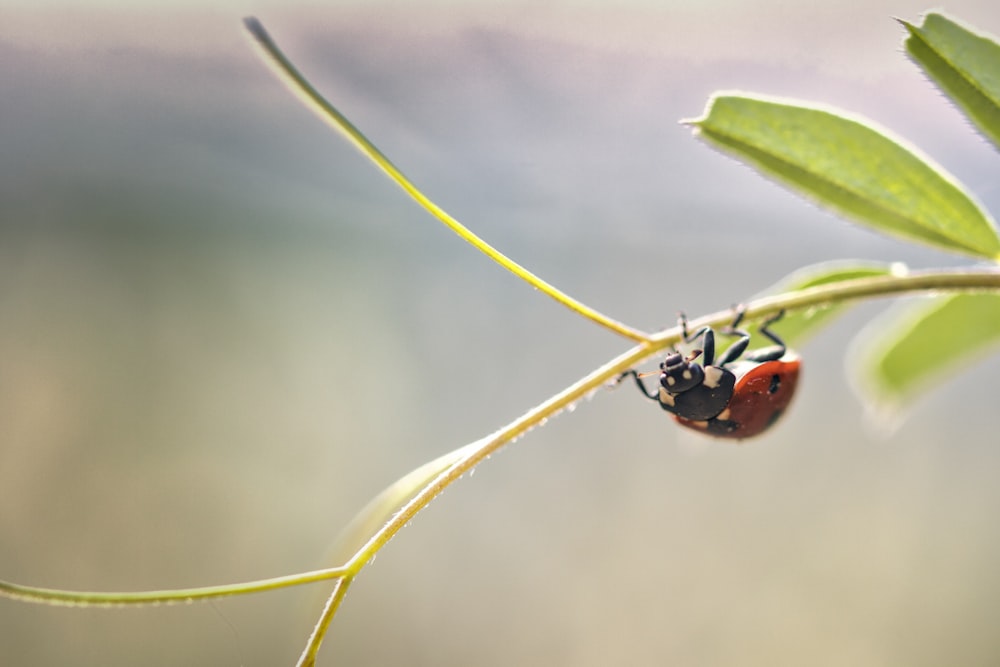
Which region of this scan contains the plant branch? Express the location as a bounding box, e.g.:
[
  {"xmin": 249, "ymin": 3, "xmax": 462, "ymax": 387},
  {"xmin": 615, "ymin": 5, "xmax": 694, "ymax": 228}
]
[
  {"xmin": 2, "ymin": 268, "xmax": 997, "ymax": 612},
  {"xmin": 297, "ymin": 576, "xmax": 354, "ymax": 667},
  {"xmin": 242, "ymin": 17, "xmax": 650, "ymax": 343},
  {"xmin": 702, "ymin": 266, "xmax": 1000, "ymax": 336},
  {"xmin": 338, "ymin": 267, "xmax": 1000, "ymax": 576},
  {"xmin": 0, "ymin": 565, "xmax": 350, "ymax": 607}
]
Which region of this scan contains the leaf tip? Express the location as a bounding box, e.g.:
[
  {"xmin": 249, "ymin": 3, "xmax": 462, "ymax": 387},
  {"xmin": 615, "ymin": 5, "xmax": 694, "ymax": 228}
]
[
  {"xmin": 678, "ymin": 115, "xmax": 703, "ymax": 130},
  {"xmin": 681, "ymin": 93, "xmax": 733, "ymax": 132}
]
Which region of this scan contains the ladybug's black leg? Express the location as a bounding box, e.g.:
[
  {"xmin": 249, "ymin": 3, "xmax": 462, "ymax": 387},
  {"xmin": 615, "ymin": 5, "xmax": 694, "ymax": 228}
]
[
  {"xmin": 678, "ymin": 312, "xmax": 714, "ymax": 364},
  {"xmin": 617, "ymin": 370, "xmax": 659, "ymax": 402},
  {"xmin": 757, "ymin": 310, "xmax": 786, "ymax": 347},
  {"xmin": 742, "ymin": 310, "xmax": 787, "ymax": 362},
  {"xmin": 700, "ymin": 328, "xmax": 715, "ymax": 366},
  {"xmin": 714, "ymin": 332, "xmax": 750, "ymax": 367},
  {"xmin": 728, "ymin": 305, "xmax": 748, "ymax": 331},
  {"xmin": 715, "ymin": 305, "xmax": 752, "ymax": 367}
]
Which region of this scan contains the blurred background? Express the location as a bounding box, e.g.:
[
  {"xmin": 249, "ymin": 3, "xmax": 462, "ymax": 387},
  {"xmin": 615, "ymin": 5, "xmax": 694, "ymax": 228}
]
[{"xmin": 3, "ymin": 1, "xmax": 1000, "ymax": 665}]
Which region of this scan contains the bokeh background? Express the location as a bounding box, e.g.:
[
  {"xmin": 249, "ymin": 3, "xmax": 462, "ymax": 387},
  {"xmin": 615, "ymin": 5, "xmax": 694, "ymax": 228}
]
[{"xmin": 3, "ymin": 1, "xmax": 1000, "ymax": 665}]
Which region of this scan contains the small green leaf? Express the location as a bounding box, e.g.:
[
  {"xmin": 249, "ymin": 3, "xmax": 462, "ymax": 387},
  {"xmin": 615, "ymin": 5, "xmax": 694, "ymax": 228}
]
[
  {"xmin": 686, "ymin": 95, "xmax": 1000, "ymax": 260},
  {"xmin": 902, "ymin": 12, "xmax": 1000, "ymax": 152},
  {"xmin": 753, "ymin": 261, "xmax": 899, "ymax": 348},
  {"xmin": 850, "ymin": 292, "xmax": 1000, "ymax": 422}
]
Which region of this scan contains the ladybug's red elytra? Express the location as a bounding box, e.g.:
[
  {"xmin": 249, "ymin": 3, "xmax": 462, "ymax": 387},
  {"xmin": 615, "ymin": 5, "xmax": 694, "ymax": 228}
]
[{"xmin": 622, "ymin": 309, "xmax": 800, "ymax": 440}]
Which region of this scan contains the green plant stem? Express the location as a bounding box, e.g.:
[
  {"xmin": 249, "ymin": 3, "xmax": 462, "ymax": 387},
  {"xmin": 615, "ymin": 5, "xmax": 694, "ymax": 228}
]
[
  {"xmin": 242, "ymin": 17, "xmax": 650, "ymax": 344},
  {"xmin": 718, "ymin": 267, "xmax": 1000, "ymax": 329},
  {"xmin": 2, "ymin": 267, "xmax": 998, "ymax": 611},
  {"xmin": 297, "ymin": 576, "xmax": 353, "ymax": 667},
  {"xmin": 0, "ymin": 565, "xmax": 350, "ymax": 607},
  {"xmin": 339, "ymin": 267, "xmax": 1000, "ymax": 574}
]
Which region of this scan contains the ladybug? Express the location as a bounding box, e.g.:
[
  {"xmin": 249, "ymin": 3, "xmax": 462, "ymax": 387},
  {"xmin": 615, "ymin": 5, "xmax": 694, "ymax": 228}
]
[{"xmin": 622, "ymin": 309, "xmax": 800, "ymax": 440}]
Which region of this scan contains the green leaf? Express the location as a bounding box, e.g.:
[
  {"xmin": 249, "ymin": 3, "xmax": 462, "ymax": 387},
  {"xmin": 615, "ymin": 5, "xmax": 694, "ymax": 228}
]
[
  {"xmin": 753, "ymin": 261, "xmax": 899, "ymax": 348},
  {"xmin": 850, "ymin": 292, "xmax": 1000, "ymax": 422},
  {"xmin": 901, "ymin": 12, "xmax": 1000, "ymax": 152},
  {"xmin": 686, "ymin": 95, "xmax": 1000, "ymax": 260}
]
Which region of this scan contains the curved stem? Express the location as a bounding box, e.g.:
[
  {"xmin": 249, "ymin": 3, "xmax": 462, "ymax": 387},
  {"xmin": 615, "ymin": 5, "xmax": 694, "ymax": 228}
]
[
  {"xmin": 697, "ymin": 267, "xmax": 1000, "ymax": 335},
  {"xmin": 0, "ymin": 564, "xmax": 350, "ymax": 607},
  {"xmin": 2, "ymin": 268, "xmax": 997, "ymax": 611},
  {"xmin": 340, "ymin": 267, "xmax": 1000, "ymax": 573},
  {"xmin": 297, "ymin": 576, "xmax": 353, "ymax": 667},
  {"xmin": 242, "ymin": 17, "xmax": 650, "ymax": 344}
]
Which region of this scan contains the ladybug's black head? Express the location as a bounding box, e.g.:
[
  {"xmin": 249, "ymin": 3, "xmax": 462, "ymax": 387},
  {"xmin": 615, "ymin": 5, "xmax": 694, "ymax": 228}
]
[{"xmin": 659, "ymin": 351, "xmax": 705, "ymax": 394}]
